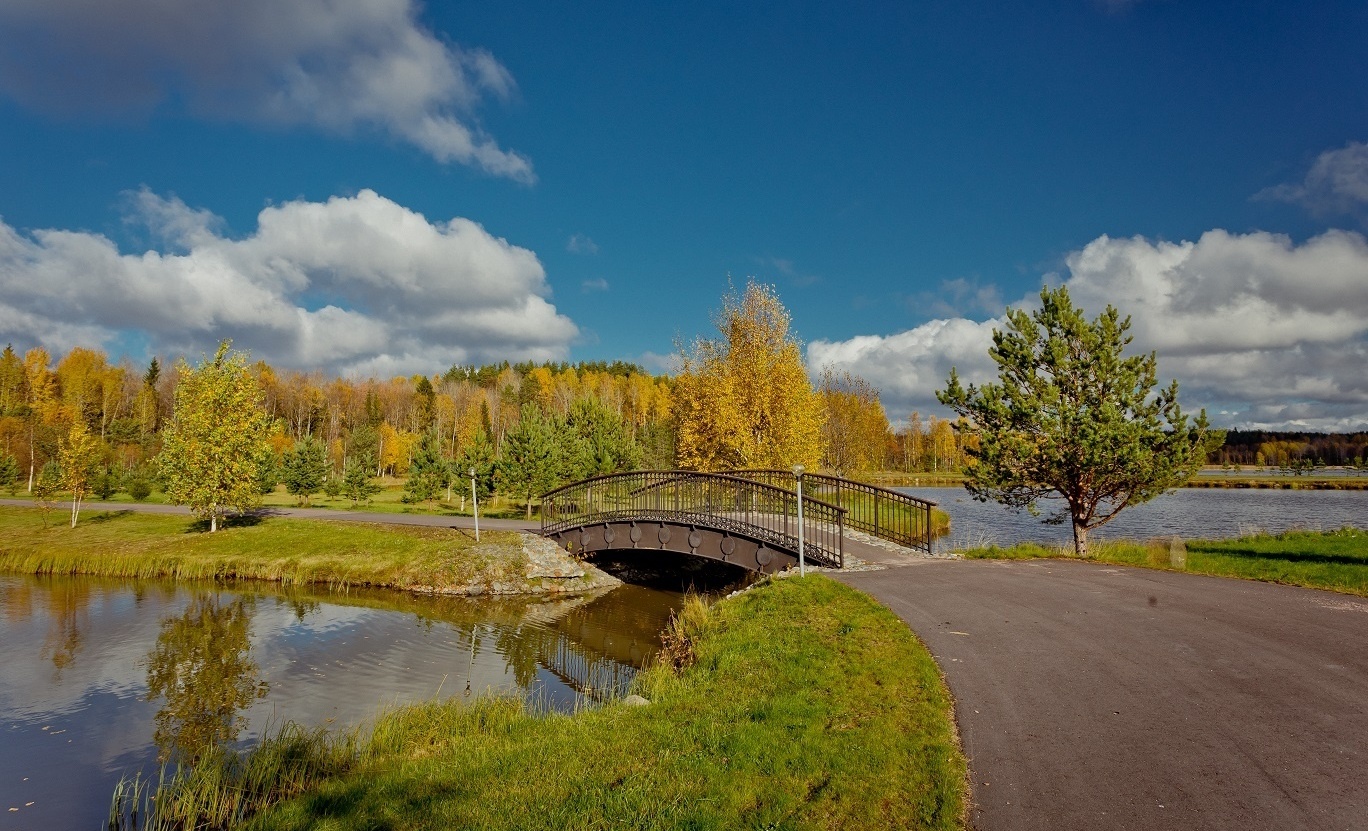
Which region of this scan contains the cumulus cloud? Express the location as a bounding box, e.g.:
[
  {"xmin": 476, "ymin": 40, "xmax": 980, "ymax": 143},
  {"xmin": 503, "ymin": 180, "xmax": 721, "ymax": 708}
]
[
  {"xmin": 566, "ymin": 234, "xmax": 599, "ymax": 255},
  {"xmin": 0, "ymin": 188, "xmax": 578, "ymax": 376},
  {"xmin": 0, "ymin": 0, "xmax": 532, "ymax": 180},
  {"xmin": 1258, "ymin": 141, "xmax": 1368, "ymax": 219},
  {"xmin": 809, "ymin": 229, "xmax": 1368, "ymax": 431}
]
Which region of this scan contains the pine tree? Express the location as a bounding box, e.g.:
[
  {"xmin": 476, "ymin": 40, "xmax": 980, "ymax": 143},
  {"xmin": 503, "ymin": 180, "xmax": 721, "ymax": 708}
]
[
  {"xmin": 342, "ymin": 458, "xmax": 381, "ymax": 505},
  {"xmin": 454, "ymin": 430, "xmax": 496, "ymax": 503},
  {"xmin": 402, "ymin": 431, "xmax": 448, "ymax": 507},
  {"xmin": 281, "ymin": 436, "xmax": 328, "ymax": 506},
  {"xmin": 939, "ymin": 285, "xmax": 1223, "ymax": 557},
  {"xmin": 497, "ymin": 405, "xmax": 560, "ymax": 519},
  {"xmin": 0, "ymin": 451, "xmax": 19, "ymax": 495}
]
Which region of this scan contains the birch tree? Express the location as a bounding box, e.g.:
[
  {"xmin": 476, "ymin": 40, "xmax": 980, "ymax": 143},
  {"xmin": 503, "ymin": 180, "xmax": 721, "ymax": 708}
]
[
  {"xmin": 159, "ymin": 342, "xmax": 270, "ymax": 532},
  {"xmin": 675, "ymin": 281, "xmax": 824, "ymax": 471},
  {"xmin": 59, "ymin": 419, "xmax": 101, "ymax": 527}
]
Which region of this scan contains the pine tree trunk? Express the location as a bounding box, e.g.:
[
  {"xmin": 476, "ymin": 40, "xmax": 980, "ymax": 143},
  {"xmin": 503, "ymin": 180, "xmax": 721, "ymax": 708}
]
[{"xmin": 1072, "ymin": 520, "xmax": 1089, "ymax": 558}]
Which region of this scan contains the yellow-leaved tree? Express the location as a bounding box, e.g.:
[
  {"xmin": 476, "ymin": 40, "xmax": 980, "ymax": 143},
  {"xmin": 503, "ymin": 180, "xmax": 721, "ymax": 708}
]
[
  {"xmin": 675, "ymin": 281, "xmax": 824, "ymax": 471},
  {"xmin": 818, "ymin": 368, "xmax": 891, "ymax": 475},
  {"xmin": 159, "ymin": 342, "xmax": 270, "ymax": 532}
]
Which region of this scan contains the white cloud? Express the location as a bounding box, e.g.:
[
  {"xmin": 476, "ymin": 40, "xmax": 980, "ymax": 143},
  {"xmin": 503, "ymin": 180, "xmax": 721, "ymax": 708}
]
[
  {"xmin": 580, "ymin": 277, "xmax": 609, "ymax": 292},
  {"xmin": 809, "ymin": 229, "xmax": 1368, "ymax": 431},
  {"xmin": 0, "ymin": 188, "xmax": 578, "ymax": 375},
  {"xmin": 0, "ymin": 0, "xmax": 532, "ymax": 180},
  {"xmin": 567, "ymin": 234, "xmax": 599, "ymax": 255},
  {"xmin": 1258, "ymin": 141, "xmax": 1368, "ymax": 219}
]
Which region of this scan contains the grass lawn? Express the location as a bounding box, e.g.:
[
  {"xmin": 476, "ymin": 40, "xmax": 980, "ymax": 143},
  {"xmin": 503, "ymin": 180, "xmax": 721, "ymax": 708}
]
[
  {"xmin": 965, "ymin": 528, "xmax": 1368, "ymax": 597},
  {"xmin": 0, "ymin": 506, "xmax": 534, "ymax": 592},
  {"xmin": 112, "ymin": 575, "xmax": 966, "ymax": 831}
]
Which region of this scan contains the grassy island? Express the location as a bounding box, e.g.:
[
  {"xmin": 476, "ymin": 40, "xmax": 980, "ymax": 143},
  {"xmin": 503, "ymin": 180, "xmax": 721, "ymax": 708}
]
[{"xmin": 0, "ymin": 506, "xmax": 608, "ymax": 596}]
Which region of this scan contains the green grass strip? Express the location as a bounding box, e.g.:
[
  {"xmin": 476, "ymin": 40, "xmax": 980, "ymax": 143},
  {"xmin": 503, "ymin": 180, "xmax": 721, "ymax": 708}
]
[
  {"xmin": 124, "ymin": 576, "xmax": 966, "ymax": 831},
  {"xmin": 965, "ymin": 528, "xmax": 1368, "ymax": 596},
  {"xmin": 0, "ymin": 506, "xmax": 528, "ymax": 592}
]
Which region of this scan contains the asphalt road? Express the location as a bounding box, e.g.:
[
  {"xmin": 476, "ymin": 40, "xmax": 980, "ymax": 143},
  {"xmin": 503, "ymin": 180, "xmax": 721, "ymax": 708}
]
[{"xmin": 838, "ymin": 559, "xmax": 1368, "ymax": 831}]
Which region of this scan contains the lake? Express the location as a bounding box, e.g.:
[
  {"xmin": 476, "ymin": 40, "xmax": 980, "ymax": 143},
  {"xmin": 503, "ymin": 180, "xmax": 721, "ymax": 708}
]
[
  {"xmin": 0, "ymin": 564, "xmax": 712, "ymax": 831},
  {"xmin": 903, "ymin": 486, "xmax": 1368, "ymax": 550}
]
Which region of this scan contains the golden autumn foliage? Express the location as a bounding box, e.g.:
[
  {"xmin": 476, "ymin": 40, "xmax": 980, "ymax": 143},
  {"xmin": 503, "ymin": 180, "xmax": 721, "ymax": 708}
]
[
  {"xmin": 818, "ymin": 369, "xmax": 891, "ymax": 474},
  {"xmin": 675, "ymin": 281, "xmax": 824, "ymax": 471}
]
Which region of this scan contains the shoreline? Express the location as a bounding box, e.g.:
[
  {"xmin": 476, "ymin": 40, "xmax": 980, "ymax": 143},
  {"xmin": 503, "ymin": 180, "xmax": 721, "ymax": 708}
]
[{"xmin": 0, "ymin": 505, "xmax": 620, "ymax": 598}]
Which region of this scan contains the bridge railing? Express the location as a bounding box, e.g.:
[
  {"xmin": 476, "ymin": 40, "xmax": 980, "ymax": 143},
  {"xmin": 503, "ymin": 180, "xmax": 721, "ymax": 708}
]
[
  {"xmin": 541, "ymin": 470, "xmax": 847, "ymax": 568},
  {"xmin": 722, "ymin": 470, "xmax": 936, "ymax": 553}
]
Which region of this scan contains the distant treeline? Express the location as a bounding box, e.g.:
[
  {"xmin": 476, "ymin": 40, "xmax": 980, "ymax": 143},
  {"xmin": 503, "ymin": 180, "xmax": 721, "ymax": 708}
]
[{"xmin": 1211, "ymin": 430, "xmax": 1368, "ymax": 467}]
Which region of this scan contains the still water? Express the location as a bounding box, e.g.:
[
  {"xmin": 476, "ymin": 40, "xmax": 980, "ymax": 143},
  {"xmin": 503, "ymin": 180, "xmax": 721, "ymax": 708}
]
[
  {"xmin": 0, "ymin": 567, "xmax": 702, "ymax": 831},
  {"xmin": 907, "ymin": 486, "xmax": 1368, "ymax": 550}
]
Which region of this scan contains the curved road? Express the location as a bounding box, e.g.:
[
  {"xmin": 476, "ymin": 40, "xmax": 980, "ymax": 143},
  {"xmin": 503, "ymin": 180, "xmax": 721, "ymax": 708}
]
[{"xmin": 838, "ymin": 559, "xmax": 1368, "ymax": 831}]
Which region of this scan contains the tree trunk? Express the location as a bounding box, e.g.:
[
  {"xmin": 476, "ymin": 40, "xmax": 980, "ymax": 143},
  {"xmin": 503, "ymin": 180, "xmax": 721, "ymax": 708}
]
[
  {"xmin": 70, "ymin": 495, "xmax": 80, "ymax": 528},
  {"xmin": 211, "ymin": 504, "xmax": 218, "ymax": 533},
  {"xmin": 1072, "ymin": 520, "xmax": 1089, "ymax": 558}
]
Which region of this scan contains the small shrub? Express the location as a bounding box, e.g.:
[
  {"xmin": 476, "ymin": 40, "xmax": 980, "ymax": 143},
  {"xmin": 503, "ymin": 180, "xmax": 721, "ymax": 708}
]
[{"xmin": 128, "ymin": 478, "xmax": 153, "ymax": 502}]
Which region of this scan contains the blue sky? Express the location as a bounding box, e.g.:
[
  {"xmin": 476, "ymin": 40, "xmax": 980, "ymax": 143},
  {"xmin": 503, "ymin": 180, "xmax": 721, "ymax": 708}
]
[{"xmin": 1, "ymin": 1, "xmax": 1366, "ymax": 429}]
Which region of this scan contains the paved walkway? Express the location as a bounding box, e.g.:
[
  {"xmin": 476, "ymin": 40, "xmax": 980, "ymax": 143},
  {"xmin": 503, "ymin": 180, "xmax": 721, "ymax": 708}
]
[{"xmin": 837, "ymin": 558, "xmax": 1368, "ymax": 831}]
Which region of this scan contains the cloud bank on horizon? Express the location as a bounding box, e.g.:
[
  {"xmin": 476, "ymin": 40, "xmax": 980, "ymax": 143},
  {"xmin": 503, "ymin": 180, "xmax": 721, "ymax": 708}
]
[
  {"xmin": 0, "ymin": 189, "xmax": 577, "ymax": 377},
  {"xmin": 810, "ymin": 228, "xmax": 1368, "ymax": 432},
  {"xmin": 0, "ymin": 0, "xmax": 532, "ymax": 181}
]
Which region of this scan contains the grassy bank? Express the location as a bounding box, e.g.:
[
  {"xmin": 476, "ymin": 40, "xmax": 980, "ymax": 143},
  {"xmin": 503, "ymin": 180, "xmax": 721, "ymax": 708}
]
[
  {"xmin": 0, "ymin": 506, "xmax": 562, "ymax": 594},
  {"xmin": 112, "ymin": 576, "xmax": 966, "ymax": 831},
  {"xmin": 965, "ymin": 528, "xmax": 1368, "ymax": 596}
]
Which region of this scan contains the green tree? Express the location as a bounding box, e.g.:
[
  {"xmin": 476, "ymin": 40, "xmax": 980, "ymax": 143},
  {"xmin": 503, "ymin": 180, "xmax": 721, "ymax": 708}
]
[
  {"xmin": 348, "ymin": 423, "xmax": 380, "ymax": 475},
  {"xmin": 402, "ymin": 431, "xmax": 448, "ymax": 507},
  {"xmin": 455, "ymin": 430, "xmax": 497, "ymax": 504},
  {"xmin": 497, "ymin": 404, "xmax": 560, "ymax": 519},
  {"xmin": 159, "ymin": 342, "xmax": 271, "ymax": 532},
  {"xmin": 342, "ymin": 458, "xmax": 381, "ymax": 505},
  {"xmin": 939, "ymin": 286, "xmax": 1222, "ymax": 557},
  {"xmin": 561, "ymin": 396, "xmax": 643, "ymax": 479},
  {"xmin": 59, "ymin": 420, "xmax": 102, "ymax": 528},
  {"xmin": 33, "ymin": 459, "xmax": 60, "ymax": 527},
  {"xmin": 0, "ymin": 451, "xmax": 19, "ymax": 495},
  {"xmin": 281, "ymin": 436, "xmax": 328, "ymax": 505}
]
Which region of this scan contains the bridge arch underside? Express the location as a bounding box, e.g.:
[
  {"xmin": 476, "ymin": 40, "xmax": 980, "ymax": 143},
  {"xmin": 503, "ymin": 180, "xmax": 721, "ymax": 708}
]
[{"xmin": 548, "ymin": 520, "xmax": 800, "ymax": 575}]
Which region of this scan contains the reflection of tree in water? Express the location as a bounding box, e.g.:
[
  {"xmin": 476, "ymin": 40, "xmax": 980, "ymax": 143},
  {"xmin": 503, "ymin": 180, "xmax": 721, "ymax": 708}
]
[
  {"xmin": 41, "ymin": 578, "xmax": 91, "ymax": 677},
  {"xmin": 145, "ymin": 593, "xmax": 268, "ymax": 763}
]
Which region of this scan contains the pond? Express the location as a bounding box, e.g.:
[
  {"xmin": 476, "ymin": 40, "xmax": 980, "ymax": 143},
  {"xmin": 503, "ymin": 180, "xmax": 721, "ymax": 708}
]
[
  {"xmin": 905, "ymin": 485, "xmax": 1368, "ymax": 550},
  {"xmin": 0, "ymin": 553, "xmax": 732, "ymax": 831}
]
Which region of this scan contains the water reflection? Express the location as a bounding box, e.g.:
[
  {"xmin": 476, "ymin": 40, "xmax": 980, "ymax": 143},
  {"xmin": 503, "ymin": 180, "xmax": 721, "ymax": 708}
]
[
  {"xmin": 144, "ymin": 593, "xmax": 269, "ymax": 762},
  {"xmin": 0, "ymin": 573, "xmax": 704, "ymax": 830}
]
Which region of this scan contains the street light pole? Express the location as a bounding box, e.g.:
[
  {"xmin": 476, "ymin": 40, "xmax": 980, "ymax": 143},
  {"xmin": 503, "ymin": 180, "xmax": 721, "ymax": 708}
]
[
  {"xmin": 793, "ymin": 464, "xmax": 805, "ymax": 577},
  {"xmin": 469, "ymin": 467, "xmax": 480, "ymax": 542}
]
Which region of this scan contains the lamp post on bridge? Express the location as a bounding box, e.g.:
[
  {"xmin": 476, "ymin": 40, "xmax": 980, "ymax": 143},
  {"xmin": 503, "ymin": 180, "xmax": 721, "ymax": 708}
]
[
  {"xmin": 793, "ymin": 464, "xmax": 805, "ymax": 577},
  {"xmin": 469, "ymin": 467, "xmax": 480, "ymax": 542}
]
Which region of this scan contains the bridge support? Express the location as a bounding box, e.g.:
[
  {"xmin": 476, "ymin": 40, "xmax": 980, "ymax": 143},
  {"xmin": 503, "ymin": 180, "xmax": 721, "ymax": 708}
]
[{"xmin": 547, "ymin": 520, "xmax": 798, "ymax": 575}]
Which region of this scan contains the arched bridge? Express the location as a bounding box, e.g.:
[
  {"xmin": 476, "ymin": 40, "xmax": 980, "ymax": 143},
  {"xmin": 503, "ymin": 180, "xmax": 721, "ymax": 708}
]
[{"xmin": 540, "ymin": 470, "xmax": 936, "ymax": 574}]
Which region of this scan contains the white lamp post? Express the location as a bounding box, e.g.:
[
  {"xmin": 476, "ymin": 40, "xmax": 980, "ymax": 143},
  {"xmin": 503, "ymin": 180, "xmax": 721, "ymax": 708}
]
[
  {"xmin": 793, "ymin": 464, "xmax": 805, "ymax": 577},
  {"xmin": 469, "ymin": 466, "xmax": 480, "ymax": 542}
]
